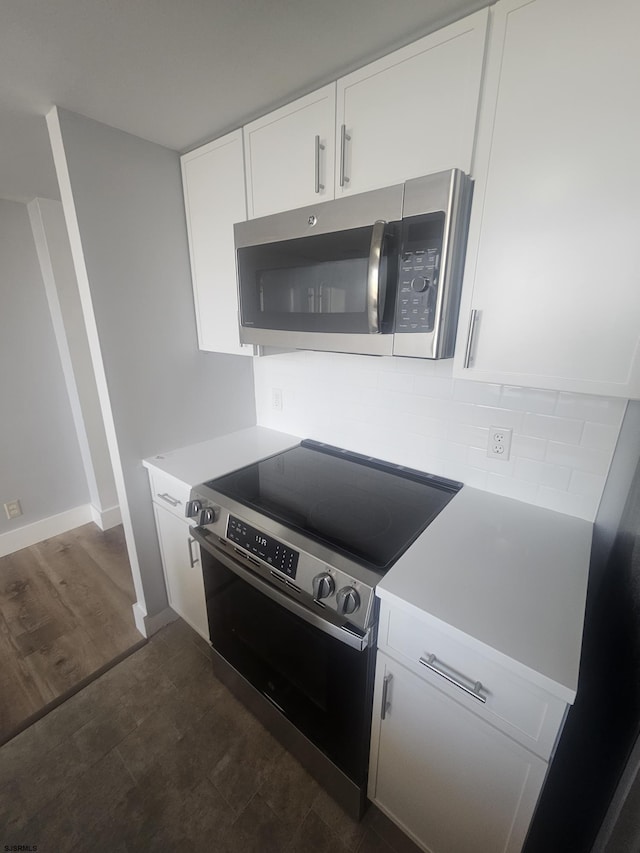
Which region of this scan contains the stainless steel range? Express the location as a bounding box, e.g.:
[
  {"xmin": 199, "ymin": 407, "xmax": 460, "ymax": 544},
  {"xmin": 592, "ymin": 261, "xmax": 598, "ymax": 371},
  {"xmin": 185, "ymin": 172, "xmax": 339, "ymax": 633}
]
[{"xmin": 187, "ymin": 439, "xmax": 461, "ymax": 817}]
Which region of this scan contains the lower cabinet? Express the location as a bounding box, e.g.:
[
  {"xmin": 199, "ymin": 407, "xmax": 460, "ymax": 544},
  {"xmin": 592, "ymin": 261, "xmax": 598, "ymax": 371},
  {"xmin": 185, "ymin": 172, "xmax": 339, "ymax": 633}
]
[
  {"xmin": 152, "ymin": 502, "xmax": 209, "ymax": 640},
  {"xmin": 370, "ymin": 651, "xmax": 547, "ymax": 853}
]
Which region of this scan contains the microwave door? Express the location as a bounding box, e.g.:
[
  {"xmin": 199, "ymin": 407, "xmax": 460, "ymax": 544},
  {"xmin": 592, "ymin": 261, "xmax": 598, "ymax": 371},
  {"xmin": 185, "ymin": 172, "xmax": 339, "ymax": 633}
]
[{"xmin": 236, "ymin": 223, "xmax": 398, "ymax": 355}]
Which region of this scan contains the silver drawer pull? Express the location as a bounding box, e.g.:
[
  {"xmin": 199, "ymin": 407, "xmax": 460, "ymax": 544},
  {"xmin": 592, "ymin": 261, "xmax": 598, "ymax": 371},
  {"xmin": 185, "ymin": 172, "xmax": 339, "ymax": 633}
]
[
  {"xmin": 381, "ymin": 673, "xmax": 393, "ymax": 720},
  {"xmin": 419, "ymin": 654, "xmax": 487, "ymax": 704},
  {"xmin": 157, "ymin": 492, "xmax": 180, "ymax": 507}
]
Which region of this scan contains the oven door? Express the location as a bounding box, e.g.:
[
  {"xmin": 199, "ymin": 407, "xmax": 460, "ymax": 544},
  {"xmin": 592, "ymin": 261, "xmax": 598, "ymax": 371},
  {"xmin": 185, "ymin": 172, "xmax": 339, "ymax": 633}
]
[{"xmin": 193, "ymin": 529, "xmax": 375, "ymax": 786}]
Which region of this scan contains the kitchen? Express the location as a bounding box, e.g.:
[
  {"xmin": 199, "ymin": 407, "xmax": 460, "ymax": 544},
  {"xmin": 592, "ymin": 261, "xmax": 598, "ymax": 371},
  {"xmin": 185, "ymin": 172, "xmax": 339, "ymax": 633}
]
[{"xmin": 2, "ymin": 0, "xmax": 640, "ymax": 850}]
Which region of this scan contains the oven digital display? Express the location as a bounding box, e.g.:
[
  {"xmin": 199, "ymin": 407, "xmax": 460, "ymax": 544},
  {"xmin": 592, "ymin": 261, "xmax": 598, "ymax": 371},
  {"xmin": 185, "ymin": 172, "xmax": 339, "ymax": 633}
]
[{"xmin": 227, "ymin": 515, "xmax": 299, "ymax": 578}]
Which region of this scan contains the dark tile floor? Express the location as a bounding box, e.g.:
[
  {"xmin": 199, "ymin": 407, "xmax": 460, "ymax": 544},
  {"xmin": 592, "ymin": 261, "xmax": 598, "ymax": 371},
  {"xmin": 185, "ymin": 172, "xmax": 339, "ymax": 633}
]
[{"xmin": 0, "ymin": 618, "xmax": 421, "ymax": 853}]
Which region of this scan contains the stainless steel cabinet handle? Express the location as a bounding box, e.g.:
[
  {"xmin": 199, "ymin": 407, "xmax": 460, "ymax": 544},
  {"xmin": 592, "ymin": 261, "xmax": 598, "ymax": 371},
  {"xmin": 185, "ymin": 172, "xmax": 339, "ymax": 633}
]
[
  {"xmin": 157, "ymin": 492, "xmax": 180, "ymax": 507},
  {"xmin": 463, "ymin": 308, "xmax": 479, "ymax": 368},
  {"xmin": 339, "ymin": 124, "xmax": 351, "ymax": 187},
  {"xmin": 367, "ymin": 220, "xmax": 387, "ymax": 333},
  {"xmin": 187, "ymin": 537, "xmax": 199, "ymax": 568},
  {"xmin": 381, "ymin": 673, "xmax": 393, "ymax": 719},
  {"xmin": 314, "ymin": 135, "xmax": 325, "ymax": 193},
  {"xmin": 419, "ymin": 654, "xmax": 487, "ymax": 704}
]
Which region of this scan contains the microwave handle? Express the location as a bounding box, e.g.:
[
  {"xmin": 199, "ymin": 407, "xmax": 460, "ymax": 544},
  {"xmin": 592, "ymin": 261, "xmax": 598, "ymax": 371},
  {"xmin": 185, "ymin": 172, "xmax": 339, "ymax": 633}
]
[{"xmin": 367, "ymin": 220, "xmax": 387, "ymax": 334}]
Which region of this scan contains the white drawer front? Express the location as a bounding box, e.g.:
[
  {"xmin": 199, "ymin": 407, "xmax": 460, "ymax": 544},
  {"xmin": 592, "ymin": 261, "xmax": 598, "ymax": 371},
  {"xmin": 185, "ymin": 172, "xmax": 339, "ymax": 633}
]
[
  {"xmin": 148, "ymin": 469, "xmax": 192, "ymax": 521},
  {"xmin": 378, "ymin": 600, "xmax": 567, "ymax": 760}
]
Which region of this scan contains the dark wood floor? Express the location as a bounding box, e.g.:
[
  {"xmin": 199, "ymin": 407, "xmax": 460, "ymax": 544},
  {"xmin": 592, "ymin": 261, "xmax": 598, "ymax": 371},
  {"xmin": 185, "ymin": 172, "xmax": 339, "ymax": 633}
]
[
  {"xmin": 0, "ymin": 523, "xmax": 144, "ymax": 744},
  {"xmin": 0, "ymin": 619, "xmax": 421, "ymax": 853}
]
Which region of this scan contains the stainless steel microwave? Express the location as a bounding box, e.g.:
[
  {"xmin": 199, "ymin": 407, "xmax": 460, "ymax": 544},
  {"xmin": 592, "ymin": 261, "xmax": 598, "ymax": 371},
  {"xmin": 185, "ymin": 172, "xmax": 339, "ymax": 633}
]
[{"xmin": 234, "ymin": 169, "xmax": 473, "ymax": 359}]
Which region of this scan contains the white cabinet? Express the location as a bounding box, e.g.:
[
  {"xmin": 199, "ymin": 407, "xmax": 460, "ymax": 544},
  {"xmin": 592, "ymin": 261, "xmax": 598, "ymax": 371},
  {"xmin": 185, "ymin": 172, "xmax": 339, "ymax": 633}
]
[
  {"xmin": 244, "ymin": 85, "xmax": 336, "ymax": 219},
  {"xmin": 242, "ymin": 10, "xmax": 488, "ymax": 219},
  {"xmin": 454, "ymin": 0, "xmax": 640, "ymax": 398},
  {"xmin": 335, "ymin": 9, "xmax": 488, "ymax": 197},
  {"xmin": 147, "ymin": 468, "xmax": 209, "ymax": 640},
  {"xmin": 369, "ymin": 600, "xmax": 564, "ymax": 853},
  {"xmin": 181, "ymin": 130, "xmax": 253, "ymax": 356},
  {"xmin": 371, "ymin": 653, "xmax": 547, "ymax": 853}
]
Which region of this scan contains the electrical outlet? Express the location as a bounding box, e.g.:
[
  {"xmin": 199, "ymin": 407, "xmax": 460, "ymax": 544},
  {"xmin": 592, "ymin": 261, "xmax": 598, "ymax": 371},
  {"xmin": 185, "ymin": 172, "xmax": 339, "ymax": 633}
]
[
  {"xmin": 487, "ymin": 427, "xmax": 513, "ymax": 460},
  {"xmin": 4, "ymin": 499, "xmax": 22, "ymax": 520},
  {"xmin": 272, "ymin": 388, "xmax": 283, "ymax": 411}
]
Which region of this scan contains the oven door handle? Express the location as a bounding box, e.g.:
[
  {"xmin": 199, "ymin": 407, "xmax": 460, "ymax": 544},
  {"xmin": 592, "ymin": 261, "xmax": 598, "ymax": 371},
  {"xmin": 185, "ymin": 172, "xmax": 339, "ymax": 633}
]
[{"xmin": 191, "ymin": 527, "xmax": 372, "ymax": 652}]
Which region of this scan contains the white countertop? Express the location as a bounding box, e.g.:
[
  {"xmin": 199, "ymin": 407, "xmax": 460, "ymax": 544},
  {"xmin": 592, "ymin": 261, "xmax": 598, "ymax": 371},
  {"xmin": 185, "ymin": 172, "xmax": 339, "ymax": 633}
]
[
  {"xmin": 144, "ymin": 427, "xmax": 592, "ymax": 704},
  {"xmin": 378, "ymin": 486, "xmax": 592, "ymax": 702},
  {"xmin": 142, "ymin": 426, "xmax": 301, "ymax": 485}
]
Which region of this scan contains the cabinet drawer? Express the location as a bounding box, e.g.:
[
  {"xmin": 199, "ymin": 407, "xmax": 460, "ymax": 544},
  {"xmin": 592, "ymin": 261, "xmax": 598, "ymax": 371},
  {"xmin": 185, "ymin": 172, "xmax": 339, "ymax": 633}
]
[
  {"xmin": 147, "ymin": 468, "xmax": 192, "ymax": 521},
  {"xmin": 377, "ymin": 600, "xmax": 567, "ymax": 760}
]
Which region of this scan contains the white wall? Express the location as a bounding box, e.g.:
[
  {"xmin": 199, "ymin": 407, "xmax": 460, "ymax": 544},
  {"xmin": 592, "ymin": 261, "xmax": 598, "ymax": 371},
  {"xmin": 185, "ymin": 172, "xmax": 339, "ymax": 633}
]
[
  {"xmin": 0, "ymin": 198, "xmax": 89, "ymax": 537},
  {"xmin": 48, "ymin": 108, "xmax": 256, "ymax": 631},
  {"xmin": 28, "ymin": 197, "xmax": 120, "ymax": 530},
  {"xmin": 254, "ymin": 350, "xmax": 626, "ymax": 522}
]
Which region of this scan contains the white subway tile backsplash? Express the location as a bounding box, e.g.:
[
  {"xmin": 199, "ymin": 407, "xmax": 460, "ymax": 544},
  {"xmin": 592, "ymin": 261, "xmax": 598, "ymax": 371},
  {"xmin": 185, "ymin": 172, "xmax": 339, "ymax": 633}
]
[
  {"xmin": 486, "ymin": 473, "xmax": 539, "ymax": 503},
  {"xmin": 456, "ymin": 402, "xmax": 524, "ymax": 431},
  {"xmin": 413, "ymin": 374, "xmax": 454, "ymax": 399},
  {"xmin": 546, "ymin": 442, "xmax": 611, "ymax": 475},
  {"xmin": 446, "ymin": 423, "xmax": 490, "ymax": 449},
  {"xmin": 378, "ymin": 370, "xmax": 415, "ymax": 394},
  {"xmin": 555, "ymin": 393, "xmax": 627, "ymax": 425},
  {"xmin": 581, "ymin": 421, "xmax": 621, "ymax": 451},
  {"xmin": 514, "ymin": 457, "xmax": 572, "ymax": 490},
  {"xmin": 510, "ymin": 434, "xmax": 547, "ymax": 461},
  {"xmin": 522, "ymin": 412, "xmax": 583, "ymax": 444},
  {"xmin": 453, "ymin": 380, "xmax": 503, "ymax": 406},
  {"xmin": 501, "ymin": 386, "xmax": 558, "ymax": 415},
  {"xmin": 568, "ymin": 470, "xmax": 606, "ymax": 499},
  {"xmin": 253, "ymin": 352, "xmax": 625, "ymax": 522},
  {"xmin": 536, "ymin": 486, "xmax": 600, "ymax": 521}
]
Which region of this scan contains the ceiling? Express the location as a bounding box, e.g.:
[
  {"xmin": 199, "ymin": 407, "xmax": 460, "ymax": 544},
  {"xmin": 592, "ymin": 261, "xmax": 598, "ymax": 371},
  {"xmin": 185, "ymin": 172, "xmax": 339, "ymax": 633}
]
[{"xmin": 0, "ymin": 0, "xmax": 490, "ymax": 203}]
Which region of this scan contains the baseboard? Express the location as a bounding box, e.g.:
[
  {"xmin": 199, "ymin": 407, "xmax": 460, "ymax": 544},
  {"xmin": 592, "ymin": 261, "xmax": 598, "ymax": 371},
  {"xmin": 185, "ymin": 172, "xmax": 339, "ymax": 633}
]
[
  {"xmin": 132, "ymin": 603, "xmax": 178, "ymax": 638},
  {"xmin": 0, "ymin": 505, "xmax": 93, "ymax": 558},
  {"xmin": 90, "ymin": 503, "xmax": 121, "ymax": 531}
]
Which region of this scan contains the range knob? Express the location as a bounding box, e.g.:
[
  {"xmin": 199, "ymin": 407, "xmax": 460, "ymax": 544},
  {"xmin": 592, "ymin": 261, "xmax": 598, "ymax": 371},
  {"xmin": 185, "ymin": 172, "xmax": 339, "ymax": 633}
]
[
  {"xmin": 185, "ymin": 499, "xmax": 202, "ymax": 519},
  {"xmin": 312, "ymin": 572, "xmax": 335, "ymax": 601},
  {"xmin": 336, "ymin": 586, "xmax": 360, "ymax": 615},
  {"xmin": 199, "ymin": 506, "xmax": 218, "ymax": 525}
]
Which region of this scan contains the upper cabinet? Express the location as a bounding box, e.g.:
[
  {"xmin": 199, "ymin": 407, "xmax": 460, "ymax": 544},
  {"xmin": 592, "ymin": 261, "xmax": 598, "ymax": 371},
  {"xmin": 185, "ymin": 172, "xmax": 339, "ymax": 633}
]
[
  {"xmin": 181, "ymin": 130, "xmax": 253, "ymax": 356},
  {"xmin": 242, "ymin": 9, "xmax": 488, "ymax": 220},
  {"xmin": 335, "ymin": 9, "xmax": 488, "ymax": 197},
  {"xmin": 454, "ymin": 0, "xmax": 640, "ymax": 398},
  {"xmin": 244, "ymin": 85, "xmax": 336, "ymax": 219}
]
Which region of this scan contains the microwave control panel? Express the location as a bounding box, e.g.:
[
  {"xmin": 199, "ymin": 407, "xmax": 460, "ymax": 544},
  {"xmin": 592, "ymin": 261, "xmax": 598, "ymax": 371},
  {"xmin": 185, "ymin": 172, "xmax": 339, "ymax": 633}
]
[{"xmin": 394, "ymin": 212, "xmax": 444, "ymax": 334}]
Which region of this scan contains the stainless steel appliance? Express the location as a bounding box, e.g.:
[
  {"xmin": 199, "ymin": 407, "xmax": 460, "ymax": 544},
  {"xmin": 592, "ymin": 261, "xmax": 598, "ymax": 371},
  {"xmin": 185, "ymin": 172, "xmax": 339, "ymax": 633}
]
[
  {"xmin": 186, "ymin": 440, "xmax": 462, "ymax": 817},
  {"xmin": 234, "ymin": 169, "xmax": 473, "ymax": 359}
]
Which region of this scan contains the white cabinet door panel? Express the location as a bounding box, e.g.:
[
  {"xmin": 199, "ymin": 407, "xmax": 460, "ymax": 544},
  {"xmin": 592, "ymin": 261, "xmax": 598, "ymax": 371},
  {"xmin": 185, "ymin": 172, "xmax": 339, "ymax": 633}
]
[
  {"xmin": 335, "ymin": 9, "xmax": 487, "ymax": 197},
  {"xmin": 154, "ymin": 503, "xmax": 209, "ymax": 640},
  {"xmin": 244, "ymin": 84, "xmax": 336, "ymax": 218},
  {"xmin": 370, "ymin": 653, "xmax": 547, "ymax": 853},
  {"xmin": 455, "ymin": 0, "xmax": 640, "ymax": 397},
  {"xmin": 181, "ymin": 130, "xmax": 251, "ymax": 355}
]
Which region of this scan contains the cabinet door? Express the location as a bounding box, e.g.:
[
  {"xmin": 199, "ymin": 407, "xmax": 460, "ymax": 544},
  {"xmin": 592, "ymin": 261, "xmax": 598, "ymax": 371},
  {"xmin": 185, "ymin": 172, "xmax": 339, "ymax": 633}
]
[
  {"xmin": 181, "ymin": 131, "xmax": 252, "ymax": 356},
  {"xmin": 244, "ymin": 84, "xmax": 336, "ymax": 218},
  {"xmin": 369, "ymin": 653, "xmax": 547, "ymax": 853},
  {"xmin": 454, "ymin": 0, "xmax": 640, "ymax": 397},
  {"xmin": 335, "ymin": 10, "xmax": 487, "ymax": 197},
  {"xmin": 153, "ymin": 503, "xmax": 209, "ymax": 640}
]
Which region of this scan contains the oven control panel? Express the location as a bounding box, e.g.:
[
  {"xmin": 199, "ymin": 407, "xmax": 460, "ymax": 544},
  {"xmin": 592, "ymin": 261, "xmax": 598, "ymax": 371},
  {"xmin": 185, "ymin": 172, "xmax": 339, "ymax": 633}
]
[{"xmin": 227, "ymin": 515, "xmax": 299, "ymax": 579}]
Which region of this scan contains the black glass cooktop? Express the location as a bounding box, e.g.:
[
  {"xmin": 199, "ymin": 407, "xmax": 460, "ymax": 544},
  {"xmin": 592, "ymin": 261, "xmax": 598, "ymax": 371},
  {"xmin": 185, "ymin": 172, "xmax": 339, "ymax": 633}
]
[{"xmin": 204, "ymin": 439, "xmax": 462, "ymax": 574}]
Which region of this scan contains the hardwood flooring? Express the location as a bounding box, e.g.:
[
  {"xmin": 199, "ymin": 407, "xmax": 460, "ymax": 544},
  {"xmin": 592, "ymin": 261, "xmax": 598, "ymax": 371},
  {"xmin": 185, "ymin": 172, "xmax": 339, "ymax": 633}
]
[{"xmin": 0, "ymin": 523, "xmax": 144, "ymax": 744}]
